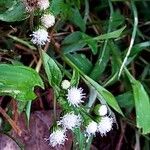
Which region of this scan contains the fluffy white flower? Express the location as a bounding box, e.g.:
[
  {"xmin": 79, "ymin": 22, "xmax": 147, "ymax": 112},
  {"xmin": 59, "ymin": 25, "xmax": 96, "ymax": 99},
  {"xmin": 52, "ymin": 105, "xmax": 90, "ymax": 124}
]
[
  {"xmin": 41, "ymin": 14, "xmax": 55, "ymax": 28},
  {"xmin": 31, "ymin": 28, "xmax": 49, "ymax": 45},
  {"xmin": 61, "ymin": 80, "xmax": 71, "ymax": 90},
  {"xmin": 99, "ymin": 105, "xmax": 108, "ymax": 116},
  {"xmin": 38, "ymin": 0, "xmax": 49, "ymax": 10},
  {"xmin": 47, "ymin": 129, "xmax": 67, "ymax": 147},
  {"xmin": 67, "ymin": 87, "xmax": 85, "ymax": 107},
  {"xmin": 97, "ymin": 116, "xmax": 113, "ymax": 136},
  {"xmin": 59, "ymin": 112, "xmax": 81, "ymax": 130},
  {"xmin": 85, "ymin": 121, "xmax": 97, "ymax": 136}
]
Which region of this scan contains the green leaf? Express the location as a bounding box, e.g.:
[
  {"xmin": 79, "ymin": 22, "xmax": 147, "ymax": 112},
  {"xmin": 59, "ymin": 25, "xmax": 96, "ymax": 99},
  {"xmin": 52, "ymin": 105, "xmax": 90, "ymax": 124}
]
[
  {"xmin": 130, "ymin": 79, "xmax": 150, "ymax": 134},
  {"xmin": 62, "ymin": 27, "xmax": 125, "ymax": 54},
  {"xmin": 25, "ymin": 101, "xmax": 32, "ymax": 126},
  {"xmin": 62, "ymin": 31, "xmax": 97, "ymax": 54},
  {"xmin": 50, "ymin": 1, "xmax": 85, "ymax": 31},
  {"xmin": 0, "ymin": 0, "xmax": 28, "ymax": 22},
  {"xmin": 0, "ymin": 64, "xmax": 44, "ymax": 101},
  {"xmin": 62, "ymin": 31, "xmax": 86, "ymax": 54},
  {"xmin": 83, "ymin": 75, "xmax": 123, "ymax": 115},
  {"xmin": 0, "ymin": 0, "xmax": 14, "ymax": 13},
  {"xmin": 17, "ymin": 101, "xmax": 27, "ymax": 113},
  {"xmin": 89, "ymin": 45, "xmax": 110, "ymax": 81},
  {"xmin": 49, "ymin": 0, "xmax": 64, "ymax": 15},
  {"xmin": 66, "ymin": 54, "xmax": 92, "ymax": 75},
  {"xmin": 69, "ymin": 7, "xmax": 86, "ymax": 32},
  {"xmin": 93, "ymin": 26, "xmax": 126, "ymax": 40},
  {"xmin": 71, "ymin": 69, "xmax": 80, "ymax": 86},
  {"xmin": 111, "ymin": 10, "xmax": 125, "ymax": 29},
  {"xmin": 130, "ymin": 41, "xmax": 150, "ymax": 57},
  {"xmin": 42, "ymin": 51, "xmax": 62, "ymax": 87},
  {"xmin": 116, "ymin": 91, "xmax": 134, "ymax": 109},
  {"xmin": 82, "ymin": 33, "xmax": 98, "ymax": 55}
]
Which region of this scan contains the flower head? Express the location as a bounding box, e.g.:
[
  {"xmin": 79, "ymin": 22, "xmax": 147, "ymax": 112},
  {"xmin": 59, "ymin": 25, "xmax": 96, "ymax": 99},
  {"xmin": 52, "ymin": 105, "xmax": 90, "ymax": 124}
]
[
  {"xmin": 61, "ymin": 80, "xmax": 71, "ymax": 90},
  {"xmin": 23, "ymin": 0, "xmax": 38, "ymax": 12},
  {"xmin": 38, "ymin": 0, "xmax": 49, "ymax": 10},
  {"xmin": 85, "ymin": 121, "xmax": 97, "ymax": 136},
  {"xmin": 98, "ymin": 105, "xmax": 108, "ymax": 116},
  {"xmin": 59, "ymin": 112, "xmax": 82, "ymax": 130},
  {"xmin": 94, "ymin": 104, "xmax": 108, "ymax": 116},
  {"xmin": 97, "ymin": 116, "xmax": 113, "ymax": 136},
  {"xmin": 30, "ymin": 28, "xmax": 49, "ymax": 45},
  {"xmin": 67, "ymin": 87, "xmax": 85, "ymax": 107},
  {"xmin": 47, "ymin": 128, "xmax": 67, "ymax": 147},
  {"xmin": 41, "ymin": 14, "xmax": 55, "ymax": 28}
]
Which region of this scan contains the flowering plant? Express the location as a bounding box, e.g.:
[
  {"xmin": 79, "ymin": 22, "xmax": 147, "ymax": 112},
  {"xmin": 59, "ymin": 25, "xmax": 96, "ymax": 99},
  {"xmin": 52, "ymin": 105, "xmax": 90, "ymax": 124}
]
[{"xmin": 0, "ymin": 0, "xmax": 150, "ymax": 149}]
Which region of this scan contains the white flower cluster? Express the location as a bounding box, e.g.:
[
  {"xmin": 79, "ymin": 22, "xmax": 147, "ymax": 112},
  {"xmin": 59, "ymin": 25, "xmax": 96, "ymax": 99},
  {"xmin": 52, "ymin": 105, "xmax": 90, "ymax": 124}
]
[
  {"xmin": 24, "ymin": 0, "xmax": 50, "ymax": 12},
  {"xmin": 46, "ymin": 86, "xmax": 114, "ymax": 148},
  {"xmin": 25, "ymin": 0, "xmax": 56, "ymax": 45},
  {"xmin": 30, "ymin": 28, "xmax": 49, "ymax": 45},
  {"xmin": 46, "ymin": 128, "xmax": 67, "ymax": 147},
  {"xmin": 97, "ymin": 116, "xmax": 114, "ymax": 136},
  {"xmin": 38, "ymin": 0, "xmax": 50, "ymax": 10},
  {"xmin": 86, "ymin": 105, "xmax": 114, "ymax": 136},
  {"xmin": 47, "ymin": 112, "xmax": 82, "ymax": 147},
  {"xmin": 41, "ymin": 14, "xmax": 55, "ymax": 29},
  {"xmin": 85, "ymin": 121, "xmax": 98, "ymax": 136},
  {"xmin": 58, "ymin": 112, "xmax": 82, "ymax": 130},
  {"xmin": 67, "ymin": 87, "xmax": 85, "ymax": 107}
]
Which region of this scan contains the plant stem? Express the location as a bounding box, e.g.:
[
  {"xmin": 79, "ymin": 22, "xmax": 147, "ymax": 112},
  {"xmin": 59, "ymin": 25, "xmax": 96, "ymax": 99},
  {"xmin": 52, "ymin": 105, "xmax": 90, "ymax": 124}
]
[
  {"xmin": 118, "ymin": 0, "xmax": 138, "ymax": 78},
  {"xmin": 84, "ymin": 0, "xmax": 89, "ymax": 23},
  {"xmin": 29, "ymin": 11, "xmax": 34, "ymax": 30},
  {"xmin": 7, "ymin": 35, "xmax": 36, "ymax": 50},
  {"xmin": 98, "ymin": 0, "xmax": 113, "ymax": 65},
  {"xmin": 53, "ymin": 91, "xmax": 57, "ymax": 121}
]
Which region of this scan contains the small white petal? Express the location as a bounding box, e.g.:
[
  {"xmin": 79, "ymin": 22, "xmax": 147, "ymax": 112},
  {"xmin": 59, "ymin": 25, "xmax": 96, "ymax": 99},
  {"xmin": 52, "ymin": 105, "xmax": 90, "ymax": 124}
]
[
  {"xmin": 97, "ymin": 116, "xmax": 113, "ymax": 136},
  {"xmin": 67, "ymin": 87, "xmax": 85, "ymax": 107},
  {"xmin": 59, "ymin": 112, "xmax": 81, "ymax": 130},
  {"xmin": 38, "ymin": 0, "xmax": 49, "ymax": 10},
  {"xmin": 85, "ymin": 121, "xmax": 97, "ymax": 136},
  {"xmin": 30, "ymin": 28, "xmax": 49, "ymax": 45},
  {"xmin": 99, "ymin": 105, "xmax": 108, "ymax": 116},
  {"xmin": 47, "ymin": 129, "xmax": 67, "ymax": 147},
  {"xmin": 41, "ymin": 14, "xmax": 55, "ymax": 28}
]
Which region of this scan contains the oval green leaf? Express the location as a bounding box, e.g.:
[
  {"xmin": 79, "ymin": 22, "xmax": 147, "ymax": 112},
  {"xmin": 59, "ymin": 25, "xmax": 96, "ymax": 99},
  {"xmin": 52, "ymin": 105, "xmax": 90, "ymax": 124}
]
[
  {"xmin": 0, "ymin": 0, "xmax": 28, "ymax": 22},
  {"xmin": 0, "ymin": 64, "xmax": 44, "ymax": 101},
  {"xmin": 42, "ymin": 51, "xmax": 62, "ymax": 87}
]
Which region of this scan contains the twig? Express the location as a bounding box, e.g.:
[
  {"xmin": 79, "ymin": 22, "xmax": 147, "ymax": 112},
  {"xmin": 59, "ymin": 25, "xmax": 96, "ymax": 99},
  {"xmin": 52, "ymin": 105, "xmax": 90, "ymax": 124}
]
[
  {"xmin": 134, "ymin": 131, "xmax": 140, "ymax": 150},
  {"xmin": 12, "ymin": 100, "xmax": 19, "ymax": 124},
  {"xmin": 115, "ymin": 120, "xmax": 126, "ymax": 150},
  {"xmin": 0, "ymin": 107, "xmax": 22, "ymax": 136}
]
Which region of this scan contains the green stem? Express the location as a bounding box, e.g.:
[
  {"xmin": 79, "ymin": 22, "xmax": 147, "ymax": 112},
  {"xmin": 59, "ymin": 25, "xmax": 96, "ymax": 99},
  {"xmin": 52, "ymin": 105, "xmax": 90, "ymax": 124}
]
[
  {"xmin": 39, "ymin": 48, "xmax": 57, "ymax": 121},
  {"xmin": 84, "ymin": 0, "xmax": 89, "ymax": 23},
  {"xmin": 118, "ymin": 0, "xmax": 138, "ymax": 78},
  {"xmin": 110, "ymin": 41, "xmax": 135, "ymax": 82},
  {"xmin": 7, "ymin": 35, "xmax": 36, "ymax": 50},
  {"xmin": 98, "ymin": 0, "xmax": 113, "ymax": 65},
  {"xmin": 89, "ymin": 0, "xmax": 114, "ymax": 80}
]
